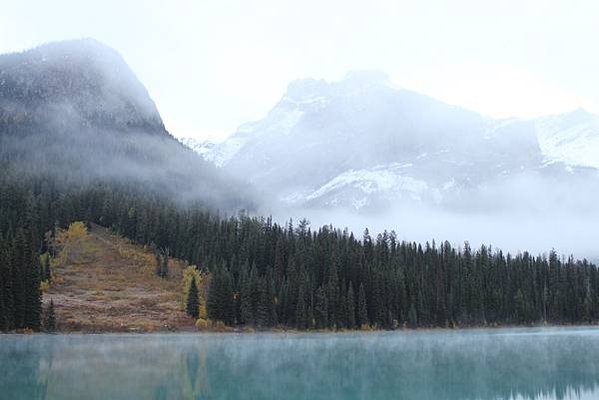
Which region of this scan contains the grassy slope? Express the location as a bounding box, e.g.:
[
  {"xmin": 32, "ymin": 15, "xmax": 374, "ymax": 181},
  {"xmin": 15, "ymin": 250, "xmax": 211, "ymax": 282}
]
[{"xmin": 44, "ymin": 224, "xmax": 197, "ymax": 332}]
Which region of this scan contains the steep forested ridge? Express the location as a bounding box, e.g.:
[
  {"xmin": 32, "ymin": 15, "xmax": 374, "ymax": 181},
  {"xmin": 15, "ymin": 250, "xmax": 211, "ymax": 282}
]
[
  {"xmin": 0, "ymin": 39, "xmax": 251, "ymax": 207},
  {"xmin": 1, "ymin": 40, "xmax": 598, "ymax": 331},
  {"xmin": 1, "ymin": 174, "xmax": 599, "ymax": 331}
]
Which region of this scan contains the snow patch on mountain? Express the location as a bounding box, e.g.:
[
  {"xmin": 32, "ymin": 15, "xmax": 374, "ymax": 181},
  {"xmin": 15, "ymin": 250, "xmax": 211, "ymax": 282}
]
[
  {"xmin": 206, "ymin": 137, "xmax": 248, "ymax": 167},
  {"xmin": 179, "ymin": 136, "xmax": 248, "ymax": 167},
  {"xmin": 536, "ymin": 109, "xmax": 599, "ymax": 169},
  {"xmin": 304, "ymin": 163, "xmax": 436, "ymax": 209},
  {"xmin": 182, "ymin": 71, "xmax": 599, "ymax": 213}
]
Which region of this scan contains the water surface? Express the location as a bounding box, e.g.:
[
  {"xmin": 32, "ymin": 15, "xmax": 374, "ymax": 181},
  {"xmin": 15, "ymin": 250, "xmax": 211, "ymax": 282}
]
[{"xmin": 2, "ymin": 327, "xmax": 599, "ymax": 399}]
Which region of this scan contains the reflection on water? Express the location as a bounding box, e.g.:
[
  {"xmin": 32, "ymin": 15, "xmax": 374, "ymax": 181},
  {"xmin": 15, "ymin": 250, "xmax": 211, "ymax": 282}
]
[{"xmin": 1, "ymin": 328, "xmax": 599, "ymax": 400}]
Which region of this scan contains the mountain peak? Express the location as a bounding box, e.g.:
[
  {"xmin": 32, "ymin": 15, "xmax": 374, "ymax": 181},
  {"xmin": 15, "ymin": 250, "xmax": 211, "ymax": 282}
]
[
  {"xmin": 342, "ymin": 70, "xmax": 391, "ymax": 85},
  {"xmin": 564, "ymin": 107, "xmax": 596, "ymax": 121},
  {"xmin": 285, "ymin": 78, "xmax": 329, "ymax": 101},
  {"xmin": 0, "ymin": 38, "xmax": 165, "ymax": 135}
]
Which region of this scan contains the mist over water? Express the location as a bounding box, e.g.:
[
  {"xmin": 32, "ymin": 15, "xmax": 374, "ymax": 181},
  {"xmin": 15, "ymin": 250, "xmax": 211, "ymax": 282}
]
[{"xmin": 2, "ymin": 328, "xmax": 599, "ymax": 400}]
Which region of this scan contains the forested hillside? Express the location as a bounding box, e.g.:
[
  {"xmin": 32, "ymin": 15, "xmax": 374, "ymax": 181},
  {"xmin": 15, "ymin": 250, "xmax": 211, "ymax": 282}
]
[
  {"xmin": 0, "ymin": 39, "xmax": 250, "ymax": 207},
  {"xmin": 1, "ymin": 171, "xmax": 598, "ymax": 331},
  {"xmin": 1, "ymin": 40, "xmax": 598, "ymax": 332}
]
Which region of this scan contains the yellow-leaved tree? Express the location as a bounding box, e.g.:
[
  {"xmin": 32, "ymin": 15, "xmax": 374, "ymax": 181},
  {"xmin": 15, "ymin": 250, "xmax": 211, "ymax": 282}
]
[
  {"xmin": 56, "ymin": 221, "xmax": 89, "ymax": 265},
  {"xmin": 57, "ymin": 221, "xmax": 88, "ymax": 244}
]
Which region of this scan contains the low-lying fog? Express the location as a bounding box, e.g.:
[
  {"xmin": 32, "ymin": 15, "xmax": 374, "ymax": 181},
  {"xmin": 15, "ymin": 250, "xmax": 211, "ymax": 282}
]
[{"xmin": 274, "ymin": 205, "xmax": 599, "ymax": 262}]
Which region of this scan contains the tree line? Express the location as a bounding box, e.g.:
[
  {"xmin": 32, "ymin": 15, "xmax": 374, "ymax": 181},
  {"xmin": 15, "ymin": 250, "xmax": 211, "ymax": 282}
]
[{"xmin": 1, "ymin": 169, "xmax": 599, "ymax": 331}]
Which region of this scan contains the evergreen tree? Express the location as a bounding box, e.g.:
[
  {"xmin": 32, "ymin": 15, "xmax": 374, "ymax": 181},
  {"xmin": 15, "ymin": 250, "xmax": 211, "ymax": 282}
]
[
  {"xmin": 44, "ymin": 299, "xmax": 56, "ymax": 332},
  {"xmin": 0, "ymin": 250, "xmax": 5, "ymax": 331},
  {"xmin": 408, "ymin": 304, "xmax": 418, "ymax": 328},
  {"xmin": 357, "ymin": 283, "xmax": 368, "ymax": 327},
  {"xmin": 239, "ymin": 264, "xmax": 253, "ymax": 325},
  {"xmin": 256, "ymin": 277, "xmax": 273, "ymax": 327},
  {"xmin": 159, "ymin": 249, "xmax": 169, "ymax": 279},
  {"xmin": 154, "ymin": 251, "xmax": 162, "ymax": 277},
  {"xmin": 0, "ymin": 240, "xmax": 14, "ymax": 331},
  {"xmin": 43, "ymin": 253, "xmax": 51, "ymax": 283},
  {"xmin": 347, "ymin": 284, "xmax": 356, "ymax": 328},
  {"xmin": 186, "ymin": 276, "xmax": 199, "ymax": 318},
  {"xmin": 295, "ymin": 285, "xmax": 307, "ymax": 329},
  {"xmin": 207, "ymin": 267, "xmax": 235, "ymax": 325},
  {"xmin": 314, "ymin": 286, "xmax": 328, "ymax": 329}
]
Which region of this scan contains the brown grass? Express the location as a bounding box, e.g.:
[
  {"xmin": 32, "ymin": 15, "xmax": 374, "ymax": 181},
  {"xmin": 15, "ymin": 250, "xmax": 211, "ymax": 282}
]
[{"xmin": 43, "ymin": 223, "xmax": 200, "ymax": 332}]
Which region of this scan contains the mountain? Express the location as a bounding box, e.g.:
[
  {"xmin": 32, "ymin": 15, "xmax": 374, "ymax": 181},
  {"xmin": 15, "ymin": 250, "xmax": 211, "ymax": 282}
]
[
  {"xmin": 183, "ymin": 71, "xmax": 596, "ymax": 212},
  {"xmin": 536, "ymin": 108, "xmax": 599, "ymax": 170},
  {"xmin": 0, "ymin": 39, "xmax": 251, "ymax": 210}
]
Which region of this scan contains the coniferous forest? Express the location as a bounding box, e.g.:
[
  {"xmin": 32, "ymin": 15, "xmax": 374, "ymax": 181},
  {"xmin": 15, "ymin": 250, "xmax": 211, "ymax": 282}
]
[
  {"xmin": 2, "ymin": 167, "xmax": 599, "ymax": 332},
  {"xmin": 1, "ymin": 39, "xmax": 598, "ymax": 333}
]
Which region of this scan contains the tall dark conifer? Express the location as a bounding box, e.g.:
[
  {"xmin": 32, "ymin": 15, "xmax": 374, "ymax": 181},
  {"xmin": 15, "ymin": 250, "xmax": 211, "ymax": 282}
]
[
  {"xmin": 44, "ymin": 299, "xmax": 56, "ymax": 332},
  {"xmin": 357, "ymin": 283, "xmax": 368, "ymax": 327},
  {"xmin": 186, "ymin": 276, "xmax": 199, "ymax": 318},
  {"xmin": 347, "ymin": 284, "xmax": 356, "ymax": 328}
]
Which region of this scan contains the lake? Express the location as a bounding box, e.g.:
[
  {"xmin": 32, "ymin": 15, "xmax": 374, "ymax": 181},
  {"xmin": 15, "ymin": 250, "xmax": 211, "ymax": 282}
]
[{"xmin": 1, "ymin": 327, "xmax": 599, "ymax": 399}]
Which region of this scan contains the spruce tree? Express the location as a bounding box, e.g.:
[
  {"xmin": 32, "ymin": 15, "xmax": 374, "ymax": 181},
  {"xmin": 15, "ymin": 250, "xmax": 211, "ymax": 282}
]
[
  {"xmin": 0, "ymin": 257, "xmax": 5, "ymax": 331},
  {"xmin": 24, "ymin": 249, "xmax": 42, "ymax": 331},
  {"xmin": 45, "ymin": 299, "xmax": 56, "ymax": 332},
  {"xmin": 207, "ymin": 267, "xmax": 235, "ymax": 325},
  {"xmin": 347, "ymin": 284, "xmax": 356, "ymax": 328},
  {"xmin": 256, "ymin": 277, "xmax": 271, "ymax": 327},
  {"xmin": 239, "ymin": 265, "xmax": 253, "ymax": 325},
  {"xmin": 43, "ymin": 253, "xmax": 51, "ymax": 283},
  {"xmin": 295, "ymin": 285, "xmax": 307, "ymax": 329},
  {"xmin": 0, "ymin": 241, "xmax": 15, "ymax": 331},
  {"xmin": 357, "ymin": 283, "xmax": 368, "ymax": 327},
  {"xmin": 408, "ymin": 304, "xmax": 418, "ymax": 328},
  {"xmin": 186, "ymin": 276, "xmax": 200, "ymax": 319},
  {"xmin": 159, "ymin": 250, "xmax": 168, "ymax": 279},
  {"xmin": 314, "ymin": 286, "xmax": 328, "ymax": 328},
  {"xmin": 154, "ymin": 251, "xmax": 162, "ymax": 277},
  {"xmin": 11, "ymin": 230, "xmax": 26, "ymax": 328}
]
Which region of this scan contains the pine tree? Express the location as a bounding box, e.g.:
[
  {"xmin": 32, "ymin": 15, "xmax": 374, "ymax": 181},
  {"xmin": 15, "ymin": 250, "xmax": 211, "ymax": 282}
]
[
  {"xmin": 347, "ymin": 284, "xmax": 356, "ymax": 328},
  {"xmin": 207, "ymin": 267, "xmax": 235, "ymax": 325},
  {"xmin": 43, "ymin": 253, "xmax": 51, "ymax": 283},
  {"xmin": 24, "ymin": 248, "xmax": 42, "ymax": 331},
  {"xmin": 357, "ymin": 283, "xmax": 368, "ymax": 327},
  {"xmin": 154, "ymin": 251, "xmax": 162, "ymax": 277},
  {"xmin": 295, "ymin": 285, "xmax": 307, "ymax": 329},
  {"xmin": 44, "ymin": 299, "xmax": 56, "ymax": 332},
  {"xmin": 314, "ymin": 286, "xmax": 328, "ymax": 328},
  {"xmin": 408, "ymin": 303, "xmax": 418, "ymax": 328},
  {"xmin": 256, "ymin": 277, "xmax": 272, "ymax": 327},
  {"xmin": 0, "ymin": 254, "xmax": 5, "ymax": 331},
  {"xmin": 12, "ymin": 230, "xmax": 26, "ymax": 328},
  {"xmin": 186, "ymin": 276, "xmax": 199, "ymax": 318},
  {"xmin": 239, "ymin": 264, "xmax": 253, "ymax": 325},
  {"xmin": 159, "ymin": 249, "xmax": 169, "ymax": 279},
  {"xmin": 0, "ymin": 240, "xmax": 14, "ymax": 331}
]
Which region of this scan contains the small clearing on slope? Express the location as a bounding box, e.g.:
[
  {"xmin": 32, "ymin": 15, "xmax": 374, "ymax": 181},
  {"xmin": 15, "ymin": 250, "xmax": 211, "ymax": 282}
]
[{"xmin": 44, "ymin": 223, "xmax": 198, "ymax": 332}]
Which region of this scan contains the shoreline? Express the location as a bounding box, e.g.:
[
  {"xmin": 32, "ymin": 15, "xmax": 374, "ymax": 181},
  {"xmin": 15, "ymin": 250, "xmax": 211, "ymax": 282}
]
[{"xmin": 3, "ymin": 322, "xmax": 599, "ymax": 335}]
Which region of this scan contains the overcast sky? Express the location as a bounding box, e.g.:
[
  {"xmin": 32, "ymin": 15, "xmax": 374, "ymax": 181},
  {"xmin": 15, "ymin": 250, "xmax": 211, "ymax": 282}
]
[{"xmin": 2, "ymin": 0, "xmax": 598, "ymax": 140}]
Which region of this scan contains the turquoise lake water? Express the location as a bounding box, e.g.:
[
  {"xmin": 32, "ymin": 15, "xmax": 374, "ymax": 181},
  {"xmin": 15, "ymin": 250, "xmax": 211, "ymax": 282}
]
[{"xmin": 1, "ymin": 327, "xmax": 599, "ymax": 399}]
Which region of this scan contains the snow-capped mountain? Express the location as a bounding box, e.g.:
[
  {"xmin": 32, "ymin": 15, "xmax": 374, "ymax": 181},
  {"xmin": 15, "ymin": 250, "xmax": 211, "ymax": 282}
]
[{"xmin": 181, "ymin": 71, "xmax": 599, "ymax": 212}]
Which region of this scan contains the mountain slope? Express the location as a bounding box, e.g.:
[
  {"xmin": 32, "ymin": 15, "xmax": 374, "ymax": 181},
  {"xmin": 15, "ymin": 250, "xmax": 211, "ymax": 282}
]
[
  {"xmin": 185, "ymin": 71, "xmax": 581, "ymax": 211},
  {"xmin": 46, "ymin": 223, "xmax": 199, "ymax": 332},
  {"xmin": 536, "ymin": 108, "xmax": 599, "ymax": 169},
  {"xmin": 0, "ymin": 39, "xmax": 251, "ymax": 210}
]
